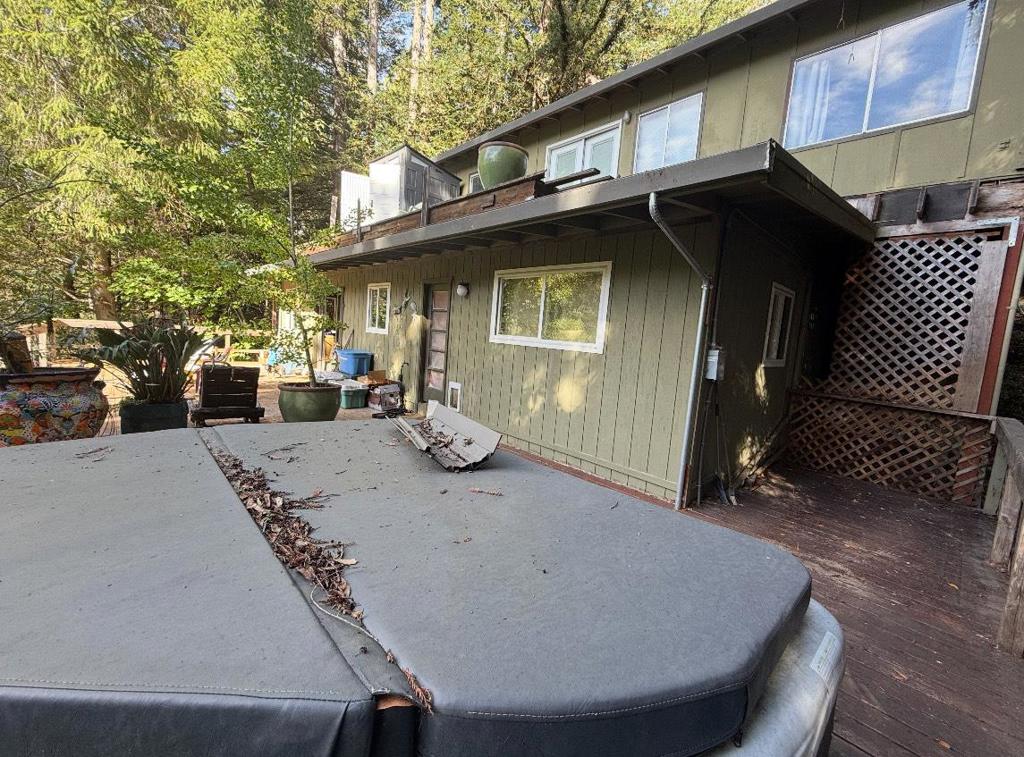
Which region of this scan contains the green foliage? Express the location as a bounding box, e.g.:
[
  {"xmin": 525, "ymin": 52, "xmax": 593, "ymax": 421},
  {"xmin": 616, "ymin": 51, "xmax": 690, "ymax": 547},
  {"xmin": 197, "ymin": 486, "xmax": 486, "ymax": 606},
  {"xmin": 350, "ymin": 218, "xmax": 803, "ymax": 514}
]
[
  {"xmin": 263, "ymin": 256, "xmax": 346, "ymax": 379},
  {"xmin": 1, "ymin": 0, "xmax": 766, "ymax": 329},
  {"xmin": 77, "ymin": 321, "xmax": 215, "ymax": 403}
]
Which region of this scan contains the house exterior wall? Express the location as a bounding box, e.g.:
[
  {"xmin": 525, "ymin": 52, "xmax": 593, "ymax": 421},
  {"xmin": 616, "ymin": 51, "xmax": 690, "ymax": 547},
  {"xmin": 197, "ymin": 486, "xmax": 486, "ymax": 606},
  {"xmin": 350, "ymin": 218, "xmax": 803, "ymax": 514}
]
[
  {"xmin": 708, "ymin": 216, "xmax": 813, "ymax": 487},
  {"xmin": 326, "ymin": 222, "xmax": 721, "ymax": 500},
  {"xmin": 440, "ymin": 0, "xmax": 1023, "ymax": 199}
]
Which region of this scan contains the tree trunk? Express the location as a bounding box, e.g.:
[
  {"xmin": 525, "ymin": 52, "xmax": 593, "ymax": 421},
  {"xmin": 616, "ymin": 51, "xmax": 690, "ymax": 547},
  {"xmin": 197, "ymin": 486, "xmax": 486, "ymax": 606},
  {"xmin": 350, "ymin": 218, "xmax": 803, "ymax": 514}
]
[
  {"xmin": 329, "ymin": 26, "xmax": 348, "ymax": 229},
  {"xmin": 91, "ymin": 249, "xmax": 117, "ymax": 320},
  {"xmin": 409, "ymin": 0, "xmax": 422, "ymax": 123},
  {"xmin": 423, "ymin": 0, "xmax": 434, "ymax": 62},
  {"xmin": 367, "ymin": 0, "xmax": 379, "ymax": 93}
]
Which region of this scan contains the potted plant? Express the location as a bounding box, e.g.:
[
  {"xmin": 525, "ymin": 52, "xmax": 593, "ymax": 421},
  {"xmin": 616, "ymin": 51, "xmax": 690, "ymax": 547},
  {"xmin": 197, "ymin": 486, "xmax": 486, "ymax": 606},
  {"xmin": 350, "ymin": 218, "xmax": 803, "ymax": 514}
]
[
  {"xmin": 477, "ymin": 141, "xmax": 529, "ymax": 189},
  {"xmin": 267, "ymin": 256, "xmax": 346, "ymax": 423},
  {"xmin": 0, "ymin": 311, "xmax": 110, "ymax": 446},
  {"xmin": 78, "ymin": 321, "xmax": 212, "ymax": 434}
]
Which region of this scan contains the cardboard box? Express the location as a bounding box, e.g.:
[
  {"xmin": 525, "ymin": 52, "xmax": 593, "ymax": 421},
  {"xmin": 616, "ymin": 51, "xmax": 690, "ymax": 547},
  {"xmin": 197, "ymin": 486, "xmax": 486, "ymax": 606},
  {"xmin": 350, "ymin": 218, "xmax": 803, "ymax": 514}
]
[{"xmin": 357, "ymin": 370, "xmax": 388, "ymax": 385}]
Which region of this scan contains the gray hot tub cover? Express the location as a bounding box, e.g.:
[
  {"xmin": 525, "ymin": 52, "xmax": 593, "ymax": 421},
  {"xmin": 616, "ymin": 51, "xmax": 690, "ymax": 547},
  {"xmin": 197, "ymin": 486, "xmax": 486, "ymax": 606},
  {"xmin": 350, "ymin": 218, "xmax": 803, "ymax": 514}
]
[{"xmin": 1, "ymin": 423, "xmax": 812, "ymax": 756}]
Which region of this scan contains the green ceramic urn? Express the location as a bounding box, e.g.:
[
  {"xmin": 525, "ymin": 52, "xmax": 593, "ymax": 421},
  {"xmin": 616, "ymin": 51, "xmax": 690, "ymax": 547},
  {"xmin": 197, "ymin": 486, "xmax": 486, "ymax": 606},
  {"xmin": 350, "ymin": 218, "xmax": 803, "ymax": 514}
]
[{"xmin": 477, "ymin": 141, "xmax": 529, "ymax": 189}]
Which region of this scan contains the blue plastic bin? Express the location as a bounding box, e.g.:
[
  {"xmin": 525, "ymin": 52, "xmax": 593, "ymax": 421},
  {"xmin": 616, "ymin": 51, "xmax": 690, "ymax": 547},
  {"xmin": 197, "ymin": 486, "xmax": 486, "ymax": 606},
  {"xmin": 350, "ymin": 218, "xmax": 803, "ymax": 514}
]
[{"xmin": 335, "ymin": 349, "xmax": 373, "ymax": 377}]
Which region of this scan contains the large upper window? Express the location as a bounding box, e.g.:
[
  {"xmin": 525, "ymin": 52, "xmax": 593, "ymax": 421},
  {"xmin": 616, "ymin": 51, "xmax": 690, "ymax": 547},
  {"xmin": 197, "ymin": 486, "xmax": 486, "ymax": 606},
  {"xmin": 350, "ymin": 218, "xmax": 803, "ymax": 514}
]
[
  {"xmin": 546, "ymin": 123, "xmax": 622, "ymax": 183},
  {"xmin": 634, "ymin": 93, "xmax": 703, "ymax": 172},
  {"xmin": 366, "ymin": 283, "xmax": 390, "ymax": 334},
  {"xmin": 490, "ymin": 262, "xmax": 612, "ymax": 352},
  {"xmin": 784, "ymin": 0, "xmax": 987, "ymax": 149}
]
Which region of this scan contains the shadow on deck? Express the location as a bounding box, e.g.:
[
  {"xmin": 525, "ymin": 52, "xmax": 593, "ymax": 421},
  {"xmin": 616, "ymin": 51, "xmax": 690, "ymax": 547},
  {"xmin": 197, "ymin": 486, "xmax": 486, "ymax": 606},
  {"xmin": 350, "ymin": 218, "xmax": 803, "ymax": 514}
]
[{"xmin": 688, "ymin": 466, "xmax": 1024, "ymax": 757}]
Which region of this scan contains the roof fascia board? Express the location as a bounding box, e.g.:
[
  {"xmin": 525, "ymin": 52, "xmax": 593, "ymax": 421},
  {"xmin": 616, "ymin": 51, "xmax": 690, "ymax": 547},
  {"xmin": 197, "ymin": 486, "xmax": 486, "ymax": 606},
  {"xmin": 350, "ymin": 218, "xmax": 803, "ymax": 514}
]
[
  {"xmin": 311, "ymin": 143, "xmax": 776, "ymax": 266},
  {"xmin": 764, "ymin": 148, "xmax": 876, "ymax": 242},
  {"xmin": 433, "ymin": 0, "xmax": 817, "ymax": 164}
]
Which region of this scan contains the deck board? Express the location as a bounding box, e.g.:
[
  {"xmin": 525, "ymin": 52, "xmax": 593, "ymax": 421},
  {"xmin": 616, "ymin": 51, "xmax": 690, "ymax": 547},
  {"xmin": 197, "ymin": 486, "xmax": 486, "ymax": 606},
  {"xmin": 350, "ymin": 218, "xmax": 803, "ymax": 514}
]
[{"xmin": 688, "ymin": 466, "xmax": 1024, "ymax": 757}]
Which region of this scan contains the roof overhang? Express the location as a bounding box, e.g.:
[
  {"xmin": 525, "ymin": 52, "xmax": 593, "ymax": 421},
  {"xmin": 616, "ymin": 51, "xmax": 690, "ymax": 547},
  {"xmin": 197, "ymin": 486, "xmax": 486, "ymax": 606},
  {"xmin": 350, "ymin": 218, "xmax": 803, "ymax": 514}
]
[
  {"xmin": 433, "ymin": 0, "xmax": 822, "ymax": 165},
  {"xmin": 310, "ymin": 141, "xmax": 875, "ymax": 271}
]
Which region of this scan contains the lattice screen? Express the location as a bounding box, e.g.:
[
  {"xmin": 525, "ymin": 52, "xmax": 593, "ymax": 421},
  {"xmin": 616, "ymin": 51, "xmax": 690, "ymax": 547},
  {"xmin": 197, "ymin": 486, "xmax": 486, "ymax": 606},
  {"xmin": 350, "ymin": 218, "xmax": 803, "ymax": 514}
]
[
  {"xmin": 787, "ymin": 394, "xmax": 992, "ymax": 505},
  {"xmin": 785, "ymin": 228, "xmax": 1008, "ymax": 506},
  {"xmin": 817, "ymin": 232, "xmax": 999, "ymax": 409}
]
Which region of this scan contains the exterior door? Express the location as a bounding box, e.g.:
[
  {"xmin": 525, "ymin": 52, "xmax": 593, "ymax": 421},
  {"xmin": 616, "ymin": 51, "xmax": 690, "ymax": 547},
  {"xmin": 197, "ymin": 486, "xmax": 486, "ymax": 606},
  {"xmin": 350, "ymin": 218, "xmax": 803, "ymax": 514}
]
[{"xmin": 422, "ymin": 285, "xmax": 450, "ymax": 403}]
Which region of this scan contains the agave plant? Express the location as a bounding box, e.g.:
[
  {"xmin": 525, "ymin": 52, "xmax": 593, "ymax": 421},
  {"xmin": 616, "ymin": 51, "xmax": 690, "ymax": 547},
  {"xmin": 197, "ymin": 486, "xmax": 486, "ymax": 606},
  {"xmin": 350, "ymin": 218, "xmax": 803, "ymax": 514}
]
[{"xmin": 79, "ymin": 321, "xmax": 214, "ymax": 404}]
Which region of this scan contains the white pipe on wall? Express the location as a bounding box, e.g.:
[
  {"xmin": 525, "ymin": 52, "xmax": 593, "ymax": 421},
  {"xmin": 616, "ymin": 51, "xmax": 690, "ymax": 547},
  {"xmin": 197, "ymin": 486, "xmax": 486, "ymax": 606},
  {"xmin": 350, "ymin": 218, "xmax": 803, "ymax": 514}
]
[{"xmin": 648, "ymin": 193, "xmax": 714, "ymax": 510}]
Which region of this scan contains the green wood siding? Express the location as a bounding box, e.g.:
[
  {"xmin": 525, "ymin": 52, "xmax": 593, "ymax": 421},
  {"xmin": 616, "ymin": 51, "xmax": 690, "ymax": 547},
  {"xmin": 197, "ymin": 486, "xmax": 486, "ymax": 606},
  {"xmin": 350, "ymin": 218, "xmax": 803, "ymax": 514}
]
[
  {"xmin": 442, "ymin": 0, "xmax": 1022, "ymax": 198},
  {"xmin": 326, "ymin": 223, "xmax": 718, "ymax": 500}
]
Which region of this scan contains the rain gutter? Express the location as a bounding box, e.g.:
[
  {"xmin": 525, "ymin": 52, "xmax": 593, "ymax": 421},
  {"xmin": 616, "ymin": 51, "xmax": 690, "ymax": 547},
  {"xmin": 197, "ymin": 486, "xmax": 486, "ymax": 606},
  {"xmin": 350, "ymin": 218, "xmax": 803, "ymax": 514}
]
[{"xmin": 649, "ymin": 192, "xmax": 713, "ymax": 510}]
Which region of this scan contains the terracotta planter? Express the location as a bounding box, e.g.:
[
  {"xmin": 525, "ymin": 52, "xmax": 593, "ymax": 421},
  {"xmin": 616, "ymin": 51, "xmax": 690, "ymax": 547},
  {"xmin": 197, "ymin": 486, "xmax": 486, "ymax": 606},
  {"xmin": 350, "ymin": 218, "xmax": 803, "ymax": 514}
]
[
  {"xmin": 477, "ymin": 141, "xmax": 529, "ymax": 189},
  {"xmin": 0, "ymin": 367, "xmax": 109, "ymax": 447},
  {"xmin": 278, "ymin": 383, "xmax": 341, "ymax": 423}
]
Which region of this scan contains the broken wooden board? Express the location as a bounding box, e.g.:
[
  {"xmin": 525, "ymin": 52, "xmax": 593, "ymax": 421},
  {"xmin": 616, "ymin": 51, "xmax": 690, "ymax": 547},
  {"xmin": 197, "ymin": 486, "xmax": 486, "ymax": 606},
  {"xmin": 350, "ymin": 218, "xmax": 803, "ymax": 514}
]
[{"xmin": 390, "ymin": 401, "xmax": 501, "ymax": 471}]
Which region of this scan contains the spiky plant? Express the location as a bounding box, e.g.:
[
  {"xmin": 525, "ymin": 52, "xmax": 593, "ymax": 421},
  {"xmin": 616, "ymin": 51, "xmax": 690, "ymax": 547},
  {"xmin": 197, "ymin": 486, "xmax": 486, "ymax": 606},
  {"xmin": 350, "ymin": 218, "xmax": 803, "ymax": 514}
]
[{"xmin": 78, "ymin": 321, "xmax": 213, "ymax": 403}]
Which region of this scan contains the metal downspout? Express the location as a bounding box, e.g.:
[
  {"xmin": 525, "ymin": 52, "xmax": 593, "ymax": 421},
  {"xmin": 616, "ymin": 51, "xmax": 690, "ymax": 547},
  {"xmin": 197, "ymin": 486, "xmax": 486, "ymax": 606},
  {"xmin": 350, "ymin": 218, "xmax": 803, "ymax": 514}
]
[{"xmin": 648, "ymin": 193, "xmax": 713, "ymax": 510}]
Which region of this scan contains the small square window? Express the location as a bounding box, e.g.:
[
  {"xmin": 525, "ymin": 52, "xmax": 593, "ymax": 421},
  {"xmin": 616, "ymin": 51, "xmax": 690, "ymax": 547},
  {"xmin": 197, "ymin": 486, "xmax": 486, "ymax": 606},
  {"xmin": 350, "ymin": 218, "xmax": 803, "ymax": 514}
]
[
  {"xmin": 468, "ymin": 173, "xmax": 484, "ymax": 194},
  {"xmin": 763, "ymin": 284, "xmax": 795, "ymax": 367},
  {"xmin": 366, "ymin": 283, "xmax": 390, "ymax": 334}
]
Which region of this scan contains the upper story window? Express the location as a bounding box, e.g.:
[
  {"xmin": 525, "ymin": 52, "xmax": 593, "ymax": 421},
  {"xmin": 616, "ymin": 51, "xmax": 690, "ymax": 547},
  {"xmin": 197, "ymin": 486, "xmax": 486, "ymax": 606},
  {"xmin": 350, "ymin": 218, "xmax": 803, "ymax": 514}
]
[
  {"xmin": 366, "ymin": 283, "xmax": 390, "ymax": 334},
  {"xmin": 634, "ymin": 93, "xmax": 703, "ymax": 173},
  {"xmin": 468, "ymin": 172, "xmax": 483, "ymax": 194},
  {"xmin": 490, "ymin": 262, "xmax": 612, "ymax": 353},
  {"xmin": 784, "ymin": 0, "xmax": 987, "ymax": 150},
  {"xmin": 546, "ymin": 122, "xmax": 622, "ymax": 183}
]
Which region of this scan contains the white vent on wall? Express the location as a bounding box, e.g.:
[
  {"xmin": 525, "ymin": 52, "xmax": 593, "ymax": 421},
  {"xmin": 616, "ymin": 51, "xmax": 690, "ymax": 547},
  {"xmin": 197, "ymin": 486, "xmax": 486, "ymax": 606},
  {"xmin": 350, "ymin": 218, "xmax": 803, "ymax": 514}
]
[{"xmin": 446, "ymin": 381, "xmax": 462, "ymax": 412}]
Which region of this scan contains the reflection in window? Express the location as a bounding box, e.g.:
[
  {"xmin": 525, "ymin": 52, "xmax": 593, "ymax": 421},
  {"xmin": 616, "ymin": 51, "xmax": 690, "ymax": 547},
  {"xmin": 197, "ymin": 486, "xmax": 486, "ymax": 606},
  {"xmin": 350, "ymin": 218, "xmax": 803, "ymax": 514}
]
[
  {"xmin": 497, "ymin": 276, "xmax": 542, "ymax": 337},
  {"xmin": 784, "ymin": 0, "xmax": 987, "ymax": 149},
  {"xmin": 491, "ymin": 263, "xmax": 612, "ymax": 352},
  {"xmin": 634, "ymin": 93, "xmax": 703, "ymax": 172}
]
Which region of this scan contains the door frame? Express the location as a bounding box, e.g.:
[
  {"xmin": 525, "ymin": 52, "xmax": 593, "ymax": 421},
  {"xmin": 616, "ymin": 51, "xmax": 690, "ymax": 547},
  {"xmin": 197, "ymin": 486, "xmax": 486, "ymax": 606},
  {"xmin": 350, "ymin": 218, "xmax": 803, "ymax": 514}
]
[{"xmin": 420, "ymin": 279, "xmax": 452, "ymax": 405}]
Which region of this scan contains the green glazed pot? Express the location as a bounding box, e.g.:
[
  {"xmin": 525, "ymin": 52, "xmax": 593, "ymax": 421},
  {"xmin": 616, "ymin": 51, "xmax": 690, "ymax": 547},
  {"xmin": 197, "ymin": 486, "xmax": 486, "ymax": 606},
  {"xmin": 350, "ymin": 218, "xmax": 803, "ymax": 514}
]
[
  {"xmin": 477, "ymin": 141, "xmax": 529, "ymax": 189},
  {"xmin": 278, "ymin": 383, "xmax": 341, "ymax": 423}
]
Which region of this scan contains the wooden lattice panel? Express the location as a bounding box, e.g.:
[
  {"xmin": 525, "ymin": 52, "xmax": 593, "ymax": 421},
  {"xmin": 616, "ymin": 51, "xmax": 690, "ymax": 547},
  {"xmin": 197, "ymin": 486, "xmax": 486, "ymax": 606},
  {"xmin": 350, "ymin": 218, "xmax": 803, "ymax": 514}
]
[
  {"xmin": 818, "ymin": 232, "xmax": 999, "ymax": 409},
  {"xmin": 787, "ymin": 394, "xmax": 992, "ymax": 505}
]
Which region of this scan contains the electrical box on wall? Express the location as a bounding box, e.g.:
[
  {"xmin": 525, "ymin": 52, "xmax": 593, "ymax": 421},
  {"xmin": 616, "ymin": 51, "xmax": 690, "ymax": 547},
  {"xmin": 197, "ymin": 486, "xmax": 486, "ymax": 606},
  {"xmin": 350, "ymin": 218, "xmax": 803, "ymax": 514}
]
[{"xmin": 705, "ymin": 346, "xmax": 725, "ymax": 381}]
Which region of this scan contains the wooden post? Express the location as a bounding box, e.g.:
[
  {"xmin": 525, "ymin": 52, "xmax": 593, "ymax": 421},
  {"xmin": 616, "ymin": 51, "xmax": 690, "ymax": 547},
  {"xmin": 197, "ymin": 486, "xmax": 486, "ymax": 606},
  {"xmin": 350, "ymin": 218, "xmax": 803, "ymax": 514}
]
[
  {"xmin": 997, "ymin": 528, "xmax": 1024, "ymax": 655},
  {"xmin": 984, "ymin": 442, "xmax": 1008, "ymax": 516},
  {"xmin": 991, "ymin": 477, "xmax": 1023, "ymax": 570}
]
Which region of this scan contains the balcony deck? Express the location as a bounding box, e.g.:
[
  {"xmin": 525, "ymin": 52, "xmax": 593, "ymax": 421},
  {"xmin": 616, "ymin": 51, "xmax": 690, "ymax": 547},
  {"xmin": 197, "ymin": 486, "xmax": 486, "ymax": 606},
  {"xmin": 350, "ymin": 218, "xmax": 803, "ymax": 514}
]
[{"xmin": 689, "ymin": 467, "xmax": 1024, "ymax": 757}]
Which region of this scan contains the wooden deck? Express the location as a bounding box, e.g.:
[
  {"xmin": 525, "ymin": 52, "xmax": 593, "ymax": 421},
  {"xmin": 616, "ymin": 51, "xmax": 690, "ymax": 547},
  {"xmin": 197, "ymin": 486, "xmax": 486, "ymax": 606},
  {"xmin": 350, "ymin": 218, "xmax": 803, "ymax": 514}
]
[{"xmin": 689, "ymin": 467, "xmax": 1024, "ymax": 757}]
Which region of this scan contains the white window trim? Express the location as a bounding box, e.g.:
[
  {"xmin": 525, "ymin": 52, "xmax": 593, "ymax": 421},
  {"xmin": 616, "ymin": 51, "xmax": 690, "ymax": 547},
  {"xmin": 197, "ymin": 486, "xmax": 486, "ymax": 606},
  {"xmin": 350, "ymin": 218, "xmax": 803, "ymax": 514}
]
[
  {"xmin": 365, "ymin": 282, "xmax": 391, "ymax": 334},
  {"xmin": 762, "ymin": 283, "xmax": 796, "ymax": 368},
  {"xmin": 544, "ymin": 120, "xmax": 623, "ymax": 182},
  {"xmin": 446, "ymin": 381, "xmax": 462, "ymax": 412},
  {"xmin": 489, "ymin": 261, "xmax": 612, "ymax": 353},
  {"xmin": 782, "ymin": 0, "xmax": 990, "ymax": 150},
  {"xmin": 468, "ymin": 172, "xmax": 482, "ymax": 194},
  {"xmin": 632, "ymin": 91, "xmax": 705, "ymax": 173}
]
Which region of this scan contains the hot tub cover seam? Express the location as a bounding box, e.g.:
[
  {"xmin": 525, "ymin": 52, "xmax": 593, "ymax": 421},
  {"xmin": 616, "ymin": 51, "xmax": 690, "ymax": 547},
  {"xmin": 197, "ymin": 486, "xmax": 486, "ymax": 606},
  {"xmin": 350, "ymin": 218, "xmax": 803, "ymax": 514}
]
[{"xmin": 0, "ymin": 677, "xmax": 359, "ymax": 698}]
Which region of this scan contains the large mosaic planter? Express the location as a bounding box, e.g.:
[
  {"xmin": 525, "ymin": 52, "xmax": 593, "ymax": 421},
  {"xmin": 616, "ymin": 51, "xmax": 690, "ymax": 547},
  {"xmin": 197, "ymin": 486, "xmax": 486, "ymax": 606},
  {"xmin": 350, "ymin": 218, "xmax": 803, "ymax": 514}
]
[{"xmin": 0, "ymin": 368, "xmax": 109, "ymax": 447}]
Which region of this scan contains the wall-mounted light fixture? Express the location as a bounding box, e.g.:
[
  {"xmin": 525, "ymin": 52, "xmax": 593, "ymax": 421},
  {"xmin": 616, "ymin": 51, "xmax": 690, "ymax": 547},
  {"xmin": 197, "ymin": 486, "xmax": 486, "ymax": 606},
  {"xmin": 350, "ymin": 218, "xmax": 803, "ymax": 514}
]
[
  {"xmin": 455, "ymin": 282, "xmax": 470, "ymax": 298},
  {"xmin": 623, "ymin": 109, "xmax": 632, "ymax": 124}
]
